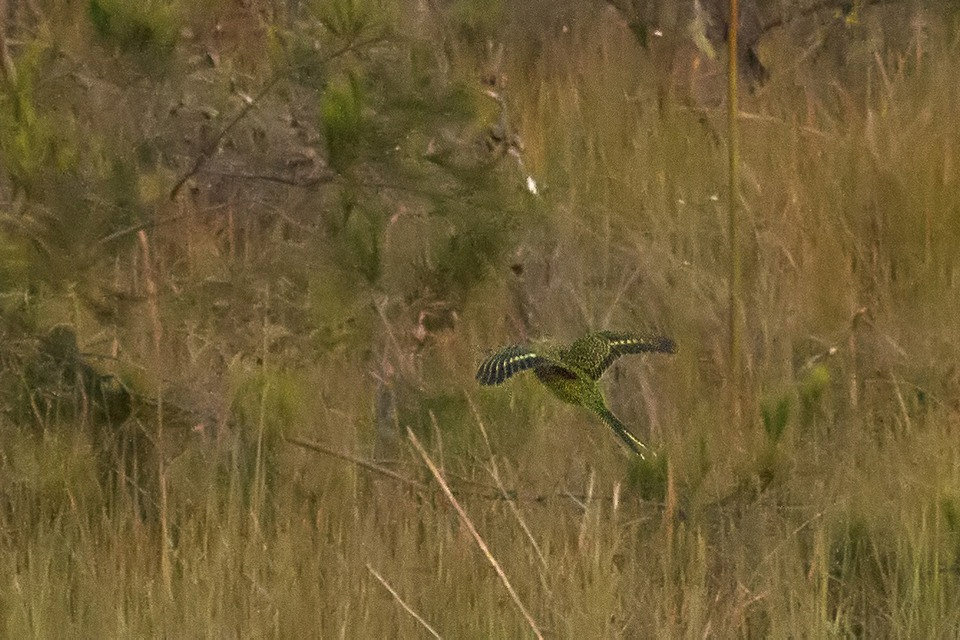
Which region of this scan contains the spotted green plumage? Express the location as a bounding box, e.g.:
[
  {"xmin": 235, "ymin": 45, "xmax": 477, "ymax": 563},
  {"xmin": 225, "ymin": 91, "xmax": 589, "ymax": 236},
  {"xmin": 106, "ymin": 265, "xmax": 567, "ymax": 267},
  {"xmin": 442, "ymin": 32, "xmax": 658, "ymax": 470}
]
[{"xmin": 477, "ymin": 331, "xmax": 675, "ymax": 458}]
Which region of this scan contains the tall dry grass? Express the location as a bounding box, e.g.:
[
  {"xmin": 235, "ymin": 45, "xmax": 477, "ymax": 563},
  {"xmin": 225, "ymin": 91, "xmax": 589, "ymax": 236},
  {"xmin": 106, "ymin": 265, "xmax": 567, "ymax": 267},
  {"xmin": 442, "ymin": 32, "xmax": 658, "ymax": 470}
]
[{"xmin": 2, "ymin": 3, "xmax": 960, "ymax": 637}]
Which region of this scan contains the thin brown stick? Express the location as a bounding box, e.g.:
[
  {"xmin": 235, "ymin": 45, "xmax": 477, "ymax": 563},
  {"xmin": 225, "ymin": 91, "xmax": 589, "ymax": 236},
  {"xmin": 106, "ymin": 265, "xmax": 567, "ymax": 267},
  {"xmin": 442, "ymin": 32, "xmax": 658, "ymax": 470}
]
[
  {"xmin": 286, "ymin": 432, "xmax": 656, "ymax": 508},
  {"xmin": 662, "ymin": 459, "xmax": 678, "ymax": 630},
  {"xmin": 199, "ymin": 169, "xmax": 339, "ymax": 188},
  {"xmin": 465, "ymin": 399, "xmax": 548, "ymax": 569},
  {"xmin": 576, "ymin": 469, "xmax": 595, "ymax": 550},
  {"xmin": 284, "ymin": 435, "xmax": 426, "ymax": 491},
  {"xmin": 366, "ymin": 563, "xmax": 443, "ymax": 639},
  {"xmin": 727, "ymin": 0, "xmax": 743, "ymax": 425},
  {"xmin": 136, "ymin": 231, "xmax": 163, "ymax": 350},
  {"xmin": 406, "ymin": 427, "xmax": 544, "ymax": 640},
  {"xmin": 137, "ymin": 230, "xmax": 171, "ymax": 599},
  {"xmin": 0, "ymin": 0, "xmax": 16, "ymax": 83},
  {"xmin": 760, "ymin": 0, "xmax": 901, "ymax": 38},
  {"xmin": 168, "ymin": 74, "xmax": 284, "ymax": 201},
  {"xmin": 169, "ymin": 35, "xmax": 385, "ymax": 201},
  {"xmin": 98, "ymin": 212, "xmax": 191, "ymax": 246}
]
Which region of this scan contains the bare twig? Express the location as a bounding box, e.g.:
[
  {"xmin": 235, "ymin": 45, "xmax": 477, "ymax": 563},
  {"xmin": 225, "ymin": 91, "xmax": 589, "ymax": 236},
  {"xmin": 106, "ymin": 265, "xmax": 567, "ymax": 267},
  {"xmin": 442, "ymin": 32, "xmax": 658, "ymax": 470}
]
[
  {"xmin": 760, "ymin": 0, "xmax": 902, "ymax": 37},
  {"xmin": 576, "ymin": 468, "xmax": 596, "ymax": 550},
  {"xmin": 466, "ymin": 397, "xmax": 548, "ymax": 570},
  {"xmin": 100, "ymin": 167, "xmax": 337, "ymax": 247},
  {"xmin": 169, "ymin": 35, "xmax": 385, "ymax": 201},
  {"xmin": 727, "ymin": 0, "xmax": 743, "ymax": 424},
  {"xmin": 284, "ymin": 435, "xmax": 426, "ymax": 491},
  {"xmin": 748, "ymin": 502, "xmax": 846, "ymax": 581},
  {"xmin": 406, "ymin": 427, "xmax": 545, "ymax": 640},
  {"xmin": 137, "ymin": 230, "xmax": 171, "ymax": 599},
  {"xmin": 286, "ymin": 432, "xmax": 657, "ymax": 508},
  {"xmin": 168, "ymin": 74, "xmax": 285, "ymax": 201},
  {"xmin": 672, "ymin": 105, "xmax": 834, "ymax": 140},
  {"xmin": 198, "ymin": 169, "xmax": 339, "ymax": 189},
  {"xmin": 888, "ymin": 372, "xmax": 914, "ymax": 435},
  {"xmin": 98, "ymin": 212, "xmax": 192, "ymax": 246},
  {"xmin": 366, "ymin": 563, "xmax": 443, "ymax": 639},
  {"xmin": 0, "ymin": 0, "xmax": 17, "ymax": 84},
  {"xmin": 374, "ymin": 296, "xmax": 407, "ymax": 374}
]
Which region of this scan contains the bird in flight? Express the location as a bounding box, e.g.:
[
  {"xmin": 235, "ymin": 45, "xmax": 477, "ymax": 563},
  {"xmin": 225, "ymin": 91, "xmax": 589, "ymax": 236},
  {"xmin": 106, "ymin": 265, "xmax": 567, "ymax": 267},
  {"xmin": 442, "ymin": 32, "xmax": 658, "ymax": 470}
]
[{"xmin": 476, "ymin": 331, "xmax": 675, "ymax": 458}]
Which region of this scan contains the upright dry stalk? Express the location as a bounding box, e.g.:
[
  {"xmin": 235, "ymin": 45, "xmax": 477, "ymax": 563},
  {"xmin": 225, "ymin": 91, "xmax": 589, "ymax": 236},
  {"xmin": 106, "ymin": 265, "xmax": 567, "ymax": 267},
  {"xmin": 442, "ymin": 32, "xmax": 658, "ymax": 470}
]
[
  {"xmin": 727, "ymin": 0, "xmax": 742, "ymax": 423},
  {"xmin": 0, "ymin": 0, "xmax": 17, "ymax": 84},
  {"xmin": 252, "ymin": 301, "xmax": 270, "ymax": 519},
  {"xmin": 662, "ymin": 460, "xmax": 677, "ymax": 630},
  {"xmin": 137, "ymin": 229, "xmax": 171, "ymax": 598},
  {"xmin": 366, "ymin": 564, "xmax": 443, "ymax": 639},
  {"xmin": 465, "ymin": 396, "xmax": 549, "ymax": 572}
]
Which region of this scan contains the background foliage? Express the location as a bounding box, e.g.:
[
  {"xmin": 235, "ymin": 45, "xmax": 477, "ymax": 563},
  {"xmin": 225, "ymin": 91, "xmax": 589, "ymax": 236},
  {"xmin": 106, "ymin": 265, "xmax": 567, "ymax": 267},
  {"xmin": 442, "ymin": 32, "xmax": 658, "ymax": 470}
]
[{"xmin": 1, "ymin": 0, "xmax": 959, "ymax": 635}]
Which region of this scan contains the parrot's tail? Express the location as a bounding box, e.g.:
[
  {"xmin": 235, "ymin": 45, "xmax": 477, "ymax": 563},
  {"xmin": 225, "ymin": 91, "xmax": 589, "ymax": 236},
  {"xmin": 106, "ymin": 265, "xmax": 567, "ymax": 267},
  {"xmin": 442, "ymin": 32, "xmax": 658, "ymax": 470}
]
[{"xmin": 595, "ymin": 407, "xmax": 656, "ymax": 460}]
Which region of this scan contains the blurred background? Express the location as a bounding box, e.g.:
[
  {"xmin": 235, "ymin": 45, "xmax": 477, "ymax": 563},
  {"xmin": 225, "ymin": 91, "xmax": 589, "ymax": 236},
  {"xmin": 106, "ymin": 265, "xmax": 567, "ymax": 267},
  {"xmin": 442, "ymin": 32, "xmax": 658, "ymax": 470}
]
[{"xmin": 0, "ymin": 0, "xmax": 959, "ymax": 635}]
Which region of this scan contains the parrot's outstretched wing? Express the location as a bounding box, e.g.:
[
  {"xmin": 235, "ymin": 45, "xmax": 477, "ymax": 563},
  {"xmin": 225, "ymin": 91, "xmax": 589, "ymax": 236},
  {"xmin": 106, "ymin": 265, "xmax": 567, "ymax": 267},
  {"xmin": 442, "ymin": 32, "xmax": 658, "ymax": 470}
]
[
  {"xmin": 575, "ymin": 331, "xmax": 676, "ymax": 380},
  {"xmin": 476, "ymin": 345, "xmax": 556, "ymax": 386}
]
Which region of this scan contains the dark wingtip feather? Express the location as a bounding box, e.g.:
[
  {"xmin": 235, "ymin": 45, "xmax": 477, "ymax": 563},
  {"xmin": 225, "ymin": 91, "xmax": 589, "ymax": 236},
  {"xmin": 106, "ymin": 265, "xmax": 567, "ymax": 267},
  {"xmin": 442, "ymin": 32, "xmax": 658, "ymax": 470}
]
[
  {"xmin": 656, "ymin": 336, "xmax": 677, "ymax": 354},
  {"xmin": 476, "ymin": 345, "xmax": 541, "ymax": 385},
  {"xmin": 475, "ymin": 358, "xmax": 498, "ymax": 385},
  {"xmin": 476, "ymin": 351, "xmax": 511, "ymax": 385}
]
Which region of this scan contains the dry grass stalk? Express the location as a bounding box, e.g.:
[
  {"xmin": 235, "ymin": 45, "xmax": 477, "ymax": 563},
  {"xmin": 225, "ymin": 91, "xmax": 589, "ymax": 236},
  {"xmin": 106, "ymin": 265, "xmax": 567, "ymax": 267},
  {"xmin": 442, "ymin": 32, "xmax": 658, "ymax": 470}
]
[
  {"xmin": 137, "ymin": 229, "xmax": 172, "ymax": 599},
  {"xmin": 284, "ymin": 435, "xmax": 426, "ymax": 491},
  {"xmin": 406, "ymin": 427, "xmax": 545, "ymax": 640},
  {"xmin": 366, "ymin": 563, "xmax": 443, "ymax": 639},
  {"xmin": 466, "ymin": 396, "xmax": 549, "ymax": 570},
  {"xmin": 727, "ymin": 0, "xmax": 743, "ymax": 424}
]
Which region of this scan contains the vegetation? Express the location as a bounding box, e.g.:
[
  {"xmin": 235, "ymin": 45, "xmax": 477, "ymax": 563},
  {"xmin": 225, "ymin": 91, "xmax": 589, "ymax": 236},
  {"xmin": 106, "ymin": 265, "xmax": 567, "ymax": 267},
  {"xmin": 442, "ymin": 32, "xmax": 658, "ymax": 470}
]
[{"xmin": 0, "ymin": 0, "xmax": 959, "ymax": 635}]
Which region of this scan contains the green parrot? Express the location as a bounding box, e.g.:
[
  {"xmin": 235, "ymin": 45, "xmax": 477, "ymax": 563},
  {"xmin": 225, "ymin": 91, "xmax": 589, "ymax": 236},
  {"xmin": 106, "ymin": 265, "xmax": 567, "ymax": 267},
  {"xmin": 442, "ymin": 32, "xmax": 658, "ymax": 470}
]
[{"xmin": 476, "ymin": 331, "xmax": 675, "ymax": 458}]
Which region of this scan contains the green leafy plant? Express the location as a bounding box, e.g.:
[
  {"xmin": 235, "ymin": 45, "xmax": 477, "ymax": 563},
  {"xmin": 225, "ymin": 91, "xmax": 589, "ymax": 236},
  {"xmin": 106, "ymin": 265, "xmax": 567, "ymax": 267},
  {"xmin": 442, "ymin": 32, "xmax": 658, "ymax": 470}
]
[
  {"xmin": 321, "ymin": 73, "xmax": 366, "ymax": 171},
  {"xmin": 311, "ymin": 0, "xmax": 375, "ymax": 40},
  {"xmin": 761, "ymin": 391, "xmax": 791, "ymax": 444},
  {"xmin": 88, "ymin": 0, "xmax": 179, "ymax": 63},
  {"xmin": 0, "ymin": 42, "xmax": 75, "ymax": 195},
  {"xmin": 799, "ymin": 364, "xmax": 831, "ymax": 431}
]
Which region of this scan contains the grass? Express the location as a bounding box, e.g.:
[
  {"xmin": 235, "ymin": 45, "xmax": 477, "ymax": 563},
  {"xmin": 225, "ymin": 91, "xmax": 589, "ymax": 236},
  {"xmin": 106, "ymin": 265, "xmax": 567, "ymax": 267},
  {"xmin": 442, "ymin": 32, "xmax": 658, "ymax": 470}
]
[{"xmin": 3, "ymin": 3, "xmax": 960, "ymax": 637}]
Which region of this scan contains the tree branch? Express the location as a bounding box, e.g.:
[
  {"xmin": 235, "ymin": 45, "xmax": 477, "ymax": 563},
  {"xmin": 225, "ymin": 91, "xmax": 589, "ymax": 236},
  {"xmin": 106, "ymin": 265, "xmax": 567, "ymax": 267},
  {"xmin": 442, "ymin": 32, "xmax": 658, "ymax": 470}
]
[
  {"xmin": 169, "ymin": 34, "xmax": 386, "ymax": 201},
  {"xmin": 0, "ymin": 0, "xmax": 18, "ymax": 84}
]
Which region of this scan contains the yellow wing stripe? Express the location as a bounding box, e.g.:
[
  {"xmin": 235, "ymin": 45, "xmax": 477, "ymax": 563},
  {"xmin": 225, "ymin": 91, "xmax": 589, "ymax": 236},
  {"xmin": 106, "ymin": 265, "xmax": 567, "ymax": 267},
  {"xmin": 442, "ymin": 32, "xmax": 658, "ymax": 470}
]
[
  {"xmin": 476, "ymin": 348, "xmax": 545, "ymax": 385},
  {"xmin": 582, "ymin": 332, "xmax": 676, "ymax": 379}
]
